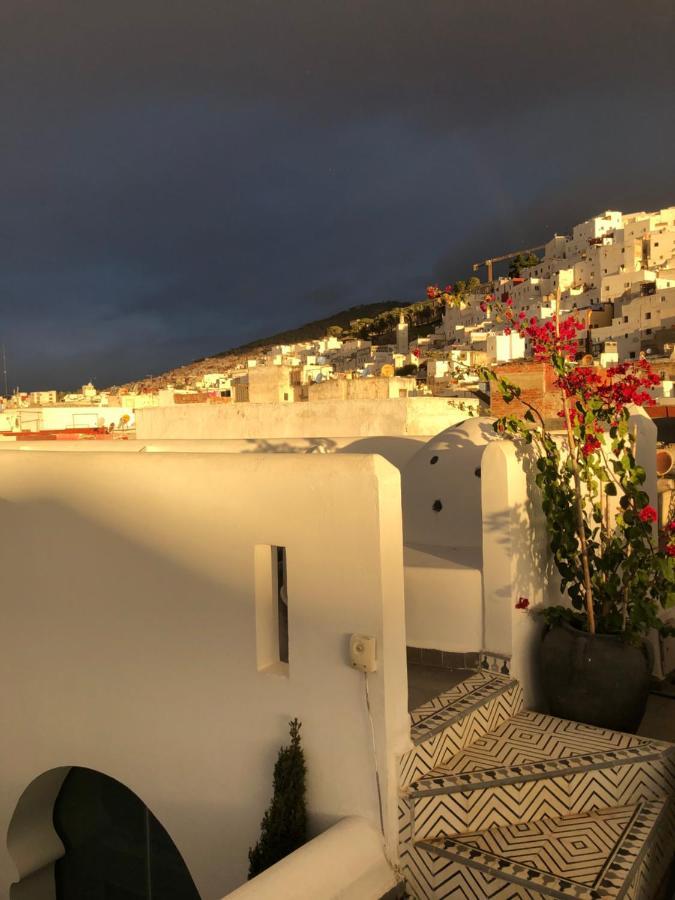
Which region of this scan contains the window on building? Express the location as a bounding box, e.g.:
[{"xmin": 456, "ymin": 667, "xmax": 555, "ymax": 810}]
[
  {"xmin": 646, "ymin": 312, "xmax": 652, "ymax": 320},
  {"xmin": 646, "ymin": 329, "xmax": 653, "ymax": 335},
  {"xmin": 630, "ymin": 352, "xmax": 636, "ymax": 358}
]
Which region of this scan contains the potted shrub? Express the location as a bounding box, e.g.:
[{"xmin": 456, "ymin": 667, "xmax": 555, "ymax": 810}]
[{"xmin": 451, "ymin": 289, "xmax": 675, "ymax": 732}]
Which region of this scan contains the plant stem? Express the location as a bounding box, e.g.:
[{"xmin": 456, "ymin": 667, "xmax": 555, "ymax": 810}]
[
  {"xmin": 561, "ymin": 396, "xmax": 596, "ymax": 633},
  {"xmin": 553, "ymin": 291, "xmax": 595, "ymax": 634}
]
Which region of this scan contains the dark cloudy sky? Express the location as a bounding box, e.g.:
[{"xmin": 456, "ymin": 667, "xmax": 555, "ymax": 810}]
[{"xmin": 2, "ymin": 1, "xmax": 674, "ymax": 389}]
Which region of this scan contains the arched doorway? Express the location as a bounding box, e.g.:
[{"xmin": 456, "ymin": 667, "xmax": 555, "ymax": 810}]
[
  {"xmin": 7, "ymin": 768, "xmax": 200, "ymax": 900},
  {"xmin": 52, "ymin": 768, "xmax": 200, "ymax": 900}
]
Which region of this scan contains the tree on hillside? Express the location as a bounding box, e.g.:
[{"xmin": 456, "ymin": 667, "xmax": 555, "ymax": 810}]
[
  {"xmin": 326, "ymin": 325, "xmax": 343, "ymax": 337},
  {"xmin": 508, "ymin": 252, "xmax": 539, "ymax": 277},
  {"xmin": 357, "ymin": 318, "xmax": 374, "ymax": 339}
]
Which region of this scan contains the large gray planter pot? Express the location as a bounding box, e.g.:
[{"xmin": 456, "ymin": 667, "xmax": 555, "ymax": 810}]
[{"xmin": 540, "ymin": 622, "xmax": 651, "ymax": 733}]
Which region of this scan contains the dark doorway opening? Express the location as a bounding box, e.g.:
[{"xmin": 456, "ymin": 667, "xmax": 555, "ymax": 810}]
[{"xmin": 53, "ymin": 768, "xmax": 201, "ymax": 900}]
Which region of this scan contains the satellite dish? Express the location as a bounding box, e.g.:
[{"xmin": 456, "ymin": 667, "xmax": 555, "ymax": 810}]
[
  {"xmin": 581, "ymin": 354, "xmax": 593, "ymax": 367},
  {"xmin": 315, "ymin": 372, "xmax": 323, "ymax": 383},
  {"xmin": 380, "ymin": 364, "xmax": 395, "ymax": 378}
]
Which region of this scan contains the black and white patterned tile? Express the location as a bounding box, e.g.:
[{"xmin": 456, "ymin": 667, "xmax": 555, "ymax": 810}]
[
  {"xmin": 400, "ymin": 673, "xmax": 523, "ymax": 789},
  {"xmin": 398, "ymin": 671, "xmax": 675, "ymax": 899},
  {"xmin": 480, "ymin": 651, "xmax": 512, "ymax": 676},
  {"xmin": 415, "ymin": 799, "xmax": 675, "ymax": 899}
]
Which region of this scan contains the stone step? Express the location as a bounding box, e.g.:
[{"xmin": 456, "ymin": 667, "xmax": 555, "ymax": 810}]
[
  {"xmin": 404, "ymin": 799, "xmax": 675, "ymax": 899},
  {"xmin": 404, "ymin": 710, "xmax": 675, "ymax": 839},
  {"xmin": 400, "ymin": 670, "xmax": 523, "ymax": 790}
]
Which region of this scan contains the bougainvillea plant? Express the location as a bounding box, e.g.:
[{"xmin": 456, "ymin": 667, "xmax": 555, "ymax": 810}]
[{"xmin": 426, "ymin": 284, "xmax": 675, "ymax": 640}]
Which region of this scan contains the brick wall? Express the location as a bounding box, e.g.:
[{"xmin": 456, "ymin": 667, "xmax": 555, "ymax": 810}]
[{"xmin": 490, "ymin": 361, "xmax": 560, "ymax": 422}]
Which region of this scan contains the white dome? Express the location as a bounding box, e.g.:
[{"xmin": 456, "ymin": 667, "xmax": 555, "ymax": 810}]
[{"xmin": 401, "ymin": 416, "xmax": 499, "ymax": 550}]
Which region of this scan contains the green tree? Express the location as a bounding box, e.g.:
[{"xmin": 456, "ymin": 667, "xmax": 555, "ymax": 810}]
[
  {"xmin": 357, "ymin": 317, "xmax": 374, "ymax": 339},
  {"xmin": 248, "ymin": 719, "xmax": 307, "ymax": 879},
  {"xmin": 395, "ymin": 363, "xmax": 419, "ymax": 376},
  {"xmin": 326, "ymin": 325, "xmax": 343, "ymax": 338},
  {"xmin": 508, "ymin": 253, "xmax": 539, "ymax": 278}
]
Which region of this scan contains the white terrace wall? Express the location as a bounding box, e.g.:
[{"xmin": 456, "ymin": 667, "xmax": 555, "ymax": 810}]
[
  {"xmin": 0, "ymin": 436, "xmax": 430, "ymax": 473},
  {"xmin": 0, "ymin": 451, "xmax": 409, "ymax": 900},
  {"xmin": 135, "ymin": 397, "xmax": 476, "ymax": 442}
]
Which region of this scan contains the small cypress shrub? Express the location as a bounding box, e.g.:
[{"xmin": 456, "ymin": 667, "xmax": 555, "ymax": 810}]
[{"xmin": 248, "ymin": 718, "xmax": 307, "ymax": 879}]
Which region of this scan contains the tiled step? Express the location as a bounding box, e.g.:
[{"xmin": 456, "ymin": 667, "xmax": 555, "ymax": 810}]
[
  {"xmin": 405, "ymin": 711, "xmax": 675, "ymax": 838},
  {"xmin": 400, "ymin": 671, "xmax": 523, "ymax": 790},
  {"xmin": 407, "ymin": 799, "xmax": 675, "ymax": 900}
]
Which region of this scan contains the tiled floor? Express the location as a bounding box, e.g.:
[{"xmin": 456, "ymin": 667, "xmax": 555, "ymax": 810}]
[
  {"xmin": 639, "ymin": 695, "xmax": 675, "ymax": 743},
  {"xmin": 407, "ymin": 662, "xmax": 675, "ymax": 744},
  {"xmin": 407, "ymin": 665, "xmax": 474, "ymax": 712}
]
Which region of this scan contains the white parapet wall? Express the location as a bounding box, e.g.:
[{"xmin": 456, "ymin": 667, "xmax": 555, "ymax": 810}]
[
  {"xmin": 0, "ymin": 436, "xmax": 430, "ymax": 472},
  {"xmin": 135, "ymin": 397, "xmax": 477, "ymax": 441},
  {"xmin": 0, "ymin": 450, "xmax": 410, "ymax": 900},
  {"xmin": 221, "ymin": 817, "xmax": 397, "ymax": 900}
]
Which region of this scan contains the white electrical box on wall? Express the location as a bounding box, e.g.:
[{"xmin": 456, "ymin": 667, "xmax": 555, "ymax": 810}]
[{"xmin": 350, "ymin": 634, "xmax": 377, "ymax": 673}]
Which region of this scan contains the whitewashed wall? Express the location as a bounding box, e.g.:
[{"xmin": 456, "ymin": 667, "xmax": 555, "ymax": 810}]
[
  {"xmin": 0, "ymin": 451, "xmax": 409, "ymax": 900},
  {"xmin": 0, "ymin": 436, "xmax": 429, "ymax": 473},
  {"xmin": 135, "ymin": 397, "xmax": 475, "ymax": 441}
]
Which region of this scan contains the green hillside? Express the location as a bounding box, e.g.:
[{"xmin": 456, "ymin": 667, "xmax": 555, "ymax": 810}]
[{"xmin": 214, "ymin": 300, "xmax": 406, "ymax": 356}]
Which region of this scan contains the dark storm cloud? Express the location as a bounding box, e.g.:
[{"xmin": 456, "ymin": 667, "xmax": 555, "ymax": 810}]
[{"xmin": 1, "ymin": 0, "xmax": 674, "ymax": 388}]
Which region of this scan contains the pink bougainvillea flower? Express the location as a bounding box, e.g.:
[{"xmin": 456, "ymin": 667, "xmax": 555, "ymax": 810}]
[
  {"xmin": 666, "ymin": 544, "xmax": 675, "ymax": 557},
  {"xmin": 581, "ymin": 435, "xmax": 601, "ymax": 457},
  {"xmin": 639, "ymin": 505, "xmax": 657, "ymax": 523},
  {"xmin": 515, "ymin": 597, "xmax": 530, "ymax": 610}
]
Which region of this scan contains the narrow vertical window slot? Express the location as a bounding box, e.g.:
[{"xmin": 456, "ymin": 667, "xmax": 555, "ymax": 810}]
[
  {"xmin": 254, "ymin": 545, "xmax": 289, "ymax": 675},
  {"xmin": 276, "ymin": 547, "xmax": 289, "ymax": 664}
]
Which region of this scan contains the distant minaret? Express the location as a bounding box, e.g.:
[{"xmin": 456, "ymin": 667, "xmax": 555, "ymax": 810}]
[{"xmin": 396, "ymin": 312, "xmax": 409, "ymax": 355}]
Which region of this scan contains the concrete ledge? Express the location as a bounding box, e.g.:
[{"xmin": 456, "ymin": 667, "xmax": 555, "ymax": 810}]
[{"xmin": 221, "ymin": 817, "xmax": 397, "ymax": 900}]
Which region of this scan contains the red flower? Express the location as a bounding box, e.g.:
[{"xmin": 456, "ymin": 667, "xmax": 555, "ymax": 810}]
[
  {"xmin": 639, "ymin": 505, "xmax": 657, "ymax": 523},
  {"xmin": 581, "ymin": 435, "xmax": 601, "ymax": 457},
  {"xmin": 515, "ymin": 597, "xmax": 529, "ymax": 610},
  {"xmin": 504, "ymin": 327, "xmax": 512, "ymax": 336},
  {"xmin": 666, "ymin": 544, "xmax": 675, "ymax": 557},
  {"xmin": 668, "ymin": 521, "xmax": 675, "ymax": 533}
]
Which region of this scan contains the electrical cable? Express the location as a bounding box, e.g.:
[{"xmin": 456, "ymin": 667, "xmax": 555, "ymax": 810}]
[{"xmin": 363, "ymin": 670, "xmax": 385, "ymax": 837}]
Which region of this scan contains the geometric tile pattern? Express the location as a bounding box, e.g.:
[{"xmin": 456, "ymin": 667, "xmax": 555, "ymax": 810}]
[
  {"xmin": 410, "ymin": 671, "xmax": 516, "ymax": 737},
  {"xmin": 400, "ymin": 673, "xmax": 523, "ymax": 789},
  {"xmin": 415, "ymin": 800, "xmax": 674, "ymax": 899},
  {"xmin": 480, "ymin": 651, "xmax": 512, "ymax": 676},
  {"xmin": 409, "ymin": 755, "xmax": 675, "ymax": 838},
  {"xmin": 398, "ymin": 673, "xmax": 675, "ymax": 899}
]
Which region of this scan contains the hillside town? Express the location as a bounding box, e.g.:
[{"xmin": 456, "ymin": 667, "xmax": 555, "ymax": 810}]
[{"xmin": 2, "ymin": 206, "xmax": 675, "ymax": 443}]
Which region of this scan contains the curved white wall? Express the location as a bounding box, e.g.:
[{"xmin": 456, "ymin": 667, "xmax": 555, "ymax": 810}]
[{"xmin": 401, "ymin": 417, "xmax": 499, "ymax": 550}]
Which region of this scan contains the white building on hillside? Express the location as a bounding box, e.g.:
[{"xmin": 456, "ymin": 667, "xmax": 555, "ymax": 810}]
[{"xmin": 443, "ymin": 207, "xmax": 675, "ymax": 362}]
